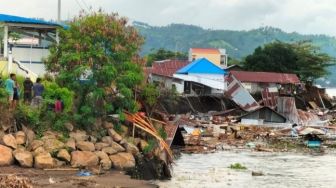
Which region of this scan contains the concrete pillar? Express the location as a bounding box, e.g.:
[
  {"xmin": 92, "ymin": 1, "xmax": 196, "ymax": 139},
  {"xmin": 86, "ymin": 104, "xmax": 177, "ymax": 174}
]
[
  {"xmin": 3, "ymin": 25, "xmax": 8, "ymax": 58},
  {"xmin": 8, "ymin": 49, "xmax": 12, "ymax": 74}
]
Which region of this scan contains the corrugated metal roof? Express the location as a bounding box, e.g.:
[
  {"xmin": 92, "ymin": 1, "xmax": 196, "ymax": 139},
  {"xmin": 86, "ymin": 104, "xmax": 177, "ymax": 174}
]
[
  {"xmin": 191, "ymin": 48, "xmax": 220, "ymax": 54},
  {"xmin": 176, "ymin": 58, "xmax": 226, "ymax": 75},
  {"xmin": 0, "ymin": 13, "xmax": 60, "ymax": 26},
  {"xmin": 230, "ymin": 71, "xmax": 300, "ymax": 84},
  {"xmin": 151, "ymin": 59, "xmax": 189, "ymax": 77}
]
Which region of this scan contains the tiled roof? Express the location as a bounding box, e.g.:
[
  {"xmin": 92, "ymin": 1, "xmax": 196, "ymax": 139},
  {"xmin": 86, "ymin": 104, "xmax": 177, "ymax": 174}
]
[
  {"xmin": 191, "ymin": 48, "xmax": 220, "ymax": 54},
  {"xmin": 151, "ymin": 59, "xmax": 189, "ymax": 77},
  {"xmin": 230, "ymin": 71, "xmax": 300, "ymax": 84}
]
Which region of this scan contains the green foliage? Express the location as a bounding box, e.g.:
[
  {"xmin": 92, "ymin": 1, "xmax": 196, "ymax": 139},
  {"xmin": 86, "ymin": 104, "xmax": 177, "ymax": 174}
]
[
  {"xmin": 158, "ymin": 127, "xmax": 167, "ymax": 140},
  {"xmin": 143, "ymin": 138, "xmax": 157, "ymax": 154},
  {"xmin": 15, "ymin": 104, "xmax": 41, "ymax": 128},
  {"xmin": 229, "ymin": 163, "xmax": 247, "ymax": 170},
  {"xmin": 145, "ymin": 48, "xmax": 187, "ymax": 66},
  {"xmin": 44, "ymin": 11, "xmax": 144, "ymax": 129},
  {"xmin": 141, "ymin": 84, "xmax": 160, "ymax": 107},
  {"xmin": 42, "ymin": 81, "xmax": 74, "ymax": 112},
  {"xmin": 244, "ymin": 41, "xmax": 335, "ymax": 82}
]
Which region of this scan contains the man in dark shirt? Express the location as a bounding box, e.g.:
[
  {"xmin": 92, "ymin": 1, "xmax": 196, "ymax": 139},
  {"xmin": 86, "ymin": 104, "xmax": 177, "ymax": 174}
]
[
  {"xmin": 31, "ymin": 78, "xmax": 44, "ymax": 107},
  {"xmin": 23, "ymin": 77, "xmax": 33, "ymax": 104}
]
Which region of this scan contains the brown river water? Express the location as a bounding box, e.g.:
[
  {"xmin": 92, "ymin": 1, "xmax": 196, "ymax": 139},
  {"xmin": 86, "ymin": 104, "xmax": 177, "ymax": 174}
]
[{"xmin": 157, "ymin": 150, "xmax": 336, "ymax": 188}]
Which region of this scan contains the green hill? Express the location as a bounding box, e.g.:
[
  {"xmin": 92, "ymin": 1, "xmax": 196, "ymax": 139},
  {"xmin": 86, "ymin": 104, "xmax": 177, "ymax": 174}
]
[{"xmin": 134, "ymin": 21, "xmax": 336, "ymax": 87}]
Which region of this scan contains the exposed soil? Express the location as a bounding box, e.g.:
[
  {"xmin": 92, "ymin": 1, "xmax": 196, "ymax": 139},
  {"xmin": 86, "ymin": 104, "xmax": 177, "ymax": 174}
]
[{"xmin": 0, "ymin": 166, "xmax": 157, "ymax": 188}]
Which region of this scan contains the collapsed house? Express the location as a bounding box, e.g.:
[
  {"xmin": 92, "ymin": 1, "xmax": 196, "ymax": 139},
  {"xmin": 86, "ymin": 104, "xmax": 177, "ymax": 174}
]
[{"xmin": 230, "ymin": 71, "xmax": 301, "ymax": 95}]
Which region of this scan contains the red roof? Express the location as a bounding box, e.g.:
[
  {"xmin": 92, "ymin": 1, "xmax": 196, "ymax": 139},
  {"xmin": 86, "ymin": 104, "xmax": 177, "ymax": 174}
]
[
  {"xmin": 191, "ymin": 48, "xmax": 220, "ymax": 54},
  {"xmin": 230, "ymin": 71, "xmax": 300, "ymax": 84},
  {"xmin": 151, "ymin": 59, "xmax": 189, "ymax": 77}
]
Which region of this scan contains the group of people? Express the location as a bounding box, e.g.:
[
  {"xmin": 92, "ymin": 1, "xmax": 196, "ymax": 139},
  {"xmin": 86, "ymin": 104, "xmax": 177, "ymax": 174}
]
[{"xmin": 4, "ymin": 74, "xmax": 44, "ymax": 110}]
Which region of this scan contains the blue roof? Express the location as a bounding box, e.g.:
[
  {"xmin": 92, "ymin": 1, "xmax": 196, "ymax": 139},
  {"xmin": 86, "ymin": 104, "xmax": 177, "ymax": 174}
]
[
  {"xmin": 0, "ymin": 13, "xmax": 61, "ymax": 27},
  {"xmin": 176, "ymin": 58, "xmax": 227, "ymax": 75}
]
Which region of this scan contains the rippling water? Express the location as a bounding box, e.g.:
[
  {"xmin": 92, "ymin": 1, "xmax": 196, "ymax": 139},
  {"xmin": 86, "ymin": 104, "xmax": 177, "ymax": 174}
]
[{"xmin": 157, "ymin": 151, "xmax": 336, "ymax": 188}]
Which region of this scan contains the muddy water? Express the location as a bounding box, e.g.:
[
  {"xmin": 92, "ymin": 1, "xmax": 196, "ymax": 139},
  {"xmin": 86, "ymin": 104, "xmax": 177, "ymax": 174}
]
[{"xmin": 157, "ymin": 151, "xmax": 336, "ymax": 188}]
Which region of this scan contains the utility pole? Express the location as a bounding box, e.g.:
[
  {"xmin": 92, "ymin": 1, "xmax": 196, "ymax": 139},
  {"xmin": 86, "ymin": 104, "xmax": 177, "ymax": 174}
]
[
  {"xmin": 57, "ymin": 0, "xmax": 61, "ymax": 23},
  {"xmin": 56, "ymin": 0, "xmax": 61, "ymax": 44}
]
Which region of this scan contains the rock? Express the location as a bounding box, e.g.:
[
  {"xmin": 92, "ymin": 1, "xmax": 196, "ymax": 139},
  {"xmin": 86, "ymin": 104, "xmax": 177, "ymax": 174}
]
[
  {"xmin": 109, "ymin": 152, "xmax": 135, "ymax": 170},
  {"xmin": 120, "ymin": 125, "xmax": 129, "ymax": 137},
  {"xmin": 95, "ymin": 151, "xmax": 111, "ymax": 170},
  {"xmin": 101, "ymin": 136, "xmax": 113, "ymax": 145},
  {"xmin": 252, "ymin": 171, "xmax": 264, "ymax": 176},
  {"xmin": 100, "ymin": 159, "xmax": 112, "ymax": 170},
  {"xmin": 111, "ymin": 141, "xmax": 125, "ymax": 152},
  {"xmin": 95, "ymin": 151, "xmax": 110, "ymax": 161},
  {"xmin": 123, "ymin": 142, "xmax": 139, "ymax": 156},
  {"xmin": 71, "ymin": 151, "xmax": 98, "ymax": 167},
  {"xmin": 41, "ymin": 131, "xmax": 58, "ymax": 140},
  {"xmin": 133, "ymin": 138, "xmax": 141, "ymax": 146},
  {"xmin": 15, "ymin": 131, "xmax": 26, "ymax": 145},
  {"xmin": 2, "ymin": 134, "xmax": 17, "ymax": 149},
  {"xmin": 25, "ymin": 129, "xmax": 35, "ymax": 144},
  {"xmin": 0, "ymin": 145, "xmax": 14, "ymax": 166},
  {"xmin": 57, "ymin": 149, "xmax": 71, "ymax": 162},
  {"xmin": 103, "ymin": 122, "xmax": 114, "ymax": 129},
  {"xmin": 88, "ymin": 136, "xmax": 97, "ymax": 144},
  {"xmin": 64, "ymin": 123, "xmax": 74, "ymax": 132},
  {"xmin": 54, "ymin": 158, "xmax": 66, "ymax": 167},
  {"xmin": 102, "ymin": 147, "xmax": 118, "ymax": 155},
  {"xmin": 140, "ymin": 140, "xmax": 149, "ymax": 151},
  {"xmin": 76, "ymin": 141, "xmax": 95, "ymax": 152},
  {"xmin": 33, "ymin": 147, "xmax": 46, "ymax": 156},
  {"xmin": 13, "ymin": 151, "xmax": 33, "ymax": 168},
  {"xmin": 69, "ymin": 130, "xmax": 88, "ymax": 142},
  {"xmin": 107, "ymin": 129, "xmax": 122, "ymax": 142},
  {"xmin": 65, "ymin": 139, "xmax": 76, "ymax": 151},
  {"xmin": 95, "ymin": 142, "xmax": 110, "ymax": 151},
  {"xmin": 89, "ymin": 165, "xmax": 104, "ymax": 175},
  {"xmin": 29, "ymin": 140, "xmax": 44, "ymax": 151},
  {"xmin": 43, "ymin": 139, "xmax": 64, "ymax": 152},
  {"xmin": 34, "ymin": 153, "xmax": 54, "ymax": 169}
]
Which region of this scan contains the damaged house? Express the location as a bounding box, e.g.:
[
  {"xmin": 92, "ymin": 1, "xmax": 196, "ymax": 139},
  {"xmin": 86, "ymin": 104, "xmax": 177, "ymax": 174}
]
[
  {"xmin": 173, "ymin": 58, "xmax": 227, "ymax": 96},
  {"xmin": 230, "ymin": 71, "xmax": 300, "ymax": 95}
]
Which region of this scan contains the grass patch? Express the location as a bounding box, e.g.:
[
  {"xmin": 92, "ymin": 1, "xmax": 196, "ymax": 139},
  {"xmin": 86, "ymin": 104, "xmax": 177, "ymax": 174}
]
[{"xmin": 229, "ymin": 163, "xmax": 247, "ymax": 170}]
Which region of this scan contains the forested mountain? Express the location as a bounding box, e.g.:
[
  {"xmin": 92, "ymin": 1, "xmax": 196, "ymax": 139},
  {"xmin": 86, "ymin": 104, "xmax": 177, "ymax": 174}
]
[
  {"xmin": 134, "ymin": 21, "xmax": 336, "ymax": 59},
  {"xmin": 134, "ymin": 21, "xmax": 336, "ymax": 87}
]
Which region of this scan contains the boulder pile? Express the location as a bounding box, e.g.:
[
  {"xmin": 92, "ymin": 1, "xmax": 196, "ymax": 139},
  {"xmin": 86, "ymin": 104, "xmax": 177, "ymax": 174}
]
[{"xmin": 0, "ymin": 126, "xmax": 143, "ymax": 171}]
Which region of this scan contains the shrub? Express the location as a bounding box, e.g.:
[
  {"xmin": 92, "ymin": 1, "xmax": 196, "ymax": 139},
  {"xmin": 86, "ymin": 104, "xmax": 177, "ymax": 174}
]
[
  {"xmin": 143, "ymin": 138, "xmax": 157, "ymax": 154},
  {"xmin": 42, "ymin": 81, "xmax": 74, "ymax": 112},
  {"xmin": 229, "ymin": 163, "xmax": 247, "ymax": 170}
]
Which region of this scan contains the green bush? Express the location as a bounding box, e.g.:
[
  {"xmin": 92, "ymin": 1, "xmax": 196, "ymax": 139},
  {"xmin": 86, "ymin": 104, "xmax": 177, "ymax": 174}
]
[
  {"xmin": 43, "ymin": 81, "xmax": 74, "ymax": 112},
  {"xmin": 229, "ymin": 163, "xmax": 247, "ymax": 170},
  {"xmin": 143, "ymin": 139, "xmax": 157, "ymax": 154}
]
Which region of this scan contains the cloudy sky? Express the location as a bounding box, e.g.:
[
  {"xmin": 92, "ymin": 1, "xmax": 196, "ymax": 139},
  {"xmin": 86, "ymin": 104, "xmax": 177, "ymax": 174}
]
[{"xmin": 1, "ymin": 0, "xmax": 336, "ymax": 36}]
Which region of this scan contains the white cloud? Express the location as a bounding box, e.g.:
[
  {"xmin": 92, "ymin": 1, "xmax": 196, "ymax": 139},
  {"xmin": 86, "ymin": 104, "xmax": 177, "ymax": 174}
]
[{"xmin": 1, "ymin": 0, "xmax": 336, "ymax": 36}]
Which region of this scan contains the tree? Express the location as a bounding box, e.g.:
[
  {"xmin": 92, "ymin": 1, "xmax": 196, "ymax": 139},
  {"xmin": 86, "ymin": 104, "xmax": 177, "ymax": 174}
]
[
  {"xmin": 45, "ymin": 12, "xmax": 144, "ymax": 129},
  {"xmin": 243, "ymin": 41, "xmax": 334, "ymax": 82},
  {"xmin": 145, "ymin": 48, "xmax": 187, "ymax": 66}
]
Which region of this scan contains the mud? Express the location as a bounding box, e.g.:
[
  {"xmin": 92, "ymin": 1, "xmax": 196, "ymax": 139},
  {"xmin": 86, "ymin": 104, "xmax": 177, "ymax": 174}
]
[{"xmin": 0, "ymin": 166, "xmax": 157, "ymax": 188}]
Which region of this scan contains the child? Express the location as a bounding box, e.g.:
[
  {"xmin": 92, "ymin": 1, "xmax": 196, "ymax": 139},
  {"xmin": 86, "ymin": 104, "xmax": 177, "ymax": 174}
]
[{"xmin": 54, "ymin": 97, "xmax": 64, "ymax": 113}]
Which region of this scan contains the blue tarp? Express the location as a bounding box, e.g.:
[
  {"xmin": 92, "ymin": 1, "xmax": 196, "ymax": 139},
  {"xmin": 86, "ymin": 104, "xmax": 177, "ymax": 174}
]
[
  {"xmin": 176, "ymin": 58, "xmax": 227, "ymax": 75},
  {"xmin": 0, "ymin": 13, "xmax": 61, "ymax": 27}
]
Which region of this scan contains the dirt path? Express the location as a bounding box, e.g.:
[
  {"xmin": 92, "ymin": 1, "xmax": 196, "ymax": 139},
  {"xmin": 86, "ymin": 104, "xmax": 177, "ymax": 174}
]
[{"xmin": 0, "ymin": 166, "xmax": 157, "ymax": 188}]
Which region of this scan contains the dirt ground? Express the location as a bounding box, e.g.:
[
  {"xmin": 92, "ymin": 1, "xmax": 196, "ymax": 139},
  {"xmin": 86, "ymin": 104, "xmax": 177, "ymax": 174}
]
[{"xmin": 0, "ymin": 166, "xmax": 158, "ymax": 188}]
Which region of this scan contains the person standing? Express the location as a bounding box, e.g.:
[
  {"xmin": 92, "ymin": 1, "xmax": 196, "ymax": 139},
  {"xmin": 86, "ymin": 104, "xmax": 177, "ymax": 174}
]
[
  {"xmin": 32, "ymin": 78, "xmax": 44, "ymax": 107},
  {"xmin": 23, "ymin": 77, "xmax": 33, "ymax": 104},
  {"xmin": 5, "ymin": 74, "xmax": 16, "ymax": 110},
  {"xmin": 12, "ymin": 81, "xmax": 20, "ymax": 109}
]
